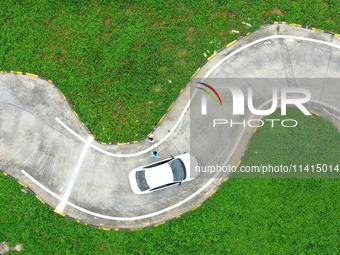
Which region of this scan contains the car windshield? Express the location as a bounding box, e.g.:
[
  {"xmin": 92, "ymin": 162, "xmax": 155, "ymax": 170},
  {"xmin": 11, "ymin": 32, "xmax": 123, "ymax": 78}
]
[
  {"xmin": 136, "ymin": 170, "xmax": 150, "ymax": 191},
  {"xmin": 169, "ymin": 159, "xmax": 186, "ymax": 181}
]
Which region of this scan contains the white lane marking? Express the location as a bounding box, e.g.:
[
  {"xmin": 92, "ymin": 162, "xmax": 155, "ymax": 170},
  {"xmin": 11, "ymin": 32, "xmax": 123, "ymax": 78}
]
[
  {"xmin": 25, "ymin": 99, "xmax": 340, "ymax": 220},
  {"xmin": 67, "ymin": 175, "xmax": 218, "ymax": 220},
  {"xmin": 203, "ymin": 35, "xmax": 340, "ymax": 79},
  {"xmin": 56, "ymin": 135, "xmax": 93, "ymax": 213},
  {"xmin": 21, "ymin": 169, "xmax": 63, "ymax": 200},
  {"xmin": 55, "ymin": 118, "xmax": 87, "ymax": 143},
  {"xmin": 203, "ymin": 35, "xmax": 340, "ymax": 166},
  {"xmin": 55, "ymin": 100, "xmax": 191, "ymax": 157},
  {"xmin": 22, "ymin": 168, "xmax": 218, "ymax": 220},
  {"xmin": 56, "ymin": 36, "xmax": 340, "ymax": 158},
  {"xmin": 25, "ymin": 35, "xmax": 340, "ymax": 221}
]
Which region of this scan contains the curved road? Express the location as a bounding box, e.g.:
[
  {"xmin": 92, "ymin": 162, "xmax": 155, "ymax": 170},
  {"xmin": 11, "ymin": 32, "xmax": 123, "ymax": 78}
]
[{"xmin": 1, "ymin": 23, "xmax": 339, "ymax": 229}]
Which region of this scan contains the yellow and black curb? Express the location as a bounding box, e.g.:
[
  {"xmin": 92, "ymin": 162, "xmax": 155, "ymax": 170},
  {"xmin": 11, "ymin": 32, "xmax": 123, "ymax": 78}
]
[
  {"xmin": 0, "ymin": 166, "xmax": 232, "ymax": 231},
  {"xmin": 0, "ymin": 22, "xmax": 335, "ymax": 230},
  {"xmin": 0, "ymin": 169, "xmax": 151, "ymax": 231},
  {"xmin": 1, "ymin": 22, "xmax": 336, "ymax": 145}
]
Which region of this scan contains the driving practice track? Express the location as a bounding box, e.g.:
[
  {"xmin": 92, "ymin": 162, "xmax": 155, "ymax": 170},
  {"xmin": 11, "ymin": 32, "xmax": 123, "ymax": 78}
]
[{"xmin": 1, "ymin": 23, "xmax": 339, "ymax": 230}]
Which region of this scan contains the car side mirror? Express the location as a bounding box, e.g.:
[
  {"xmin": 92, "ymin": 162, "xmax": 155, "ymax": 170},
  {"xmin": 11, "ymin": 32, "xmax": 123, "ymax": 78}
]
[{"xmin": 178, "ymin": 182, "xmax": 182, "ymax": 186}]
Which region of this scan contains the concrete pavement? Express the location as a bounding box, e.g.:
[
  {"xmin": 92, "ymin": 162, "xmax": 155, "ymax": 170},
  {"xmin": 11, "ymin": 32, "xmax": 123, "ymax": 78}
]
[{"xmin": 0, "ymin": 23, "xmax": 339, "ymax": 229}]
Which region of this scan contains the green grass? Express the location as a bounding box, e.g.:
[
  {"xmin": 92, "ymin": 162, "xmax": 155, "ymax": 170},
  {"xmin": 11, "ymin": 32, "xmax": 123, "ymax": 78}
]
[
  {"xmin": 0, "ymin": 0, "xmax": 339, "ymax": 142},
  {"xmin": 1, "ymin": 1, "xmax": 339, "ymax": 254},
  {"xmin": 235, "ymin": 109, "xmax": 340, "ymax": 178},
  {"xmin": 1, "ymin": 109, "xmax": 339, "ymax": 254}
]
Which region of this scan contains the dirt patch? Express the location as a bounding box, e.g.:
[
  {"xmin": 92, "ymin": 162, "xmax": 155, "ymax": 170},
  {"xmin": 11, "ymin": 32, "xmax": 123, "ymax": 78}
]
[
  {"xmin": 110, "ymin": 98, "xmax": 125, "ymax": 118},
  {"xmin": 187, "ymin": 26, "xmax": 194, "ymax": 42},
  {"xmin": 271, "ymin": 8, "xmax": 284, "ymax": 16},
  {"xmin": 153, "ymin": 84, "xmax": 162, "ymax": 92},
  {"xmin": 104, "ymin": 18, "xmax": 111, "ymax": 27}
]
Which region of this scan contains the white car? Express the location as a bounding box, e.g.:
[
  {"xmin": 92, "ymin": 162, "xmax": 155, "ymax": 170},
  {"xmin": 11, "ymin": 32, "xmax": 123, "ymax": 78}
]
[{"xmin": 129, "ymin": 153, "xmax": 199, "ymax": 194}]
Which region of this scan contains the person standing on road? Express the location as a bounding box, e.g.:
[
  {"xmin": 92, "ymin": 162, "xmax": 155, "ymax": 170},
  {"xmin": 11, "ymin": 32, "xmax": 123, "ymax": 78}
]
[
  {"xmin": 148, "ymin": 134, "xmax": 155, "ymax": 143},
  {"xmin": 151, "ymin": 150, "xmax": 163, "ymax": 158}
]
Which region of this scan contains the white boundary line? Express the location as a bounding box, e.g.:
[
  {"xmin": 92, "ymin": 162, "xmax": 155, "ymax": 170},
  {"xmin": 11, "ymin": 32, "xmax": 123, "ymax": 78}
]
[
  {"xmin": 56, "ymin": 35, "xmax": 340, "ymax": 158},
  {"xmin": 24, "ymin": 35, "xmax": 340, "ymax": 221},
  {"xmin": 22, "ymin": 168, "xmax": 218, "ymax": 220},
  {"xmin": 23, "ymin": 98, "xmax": 340, "ymax": 221},
  {"xmin": 56, "ymin": 135, "xmax": 93, "ymax": 213},
  {"xmin": 56, "ymin": 118, "xmax": 87, "ymax": 143},
  {"xmin": 21, "ymin": 169, "xmax": 62, "ymax": 200},
  {"xmin": 202, "ymin": 35, "xmax": 340, "ymax": 79}
]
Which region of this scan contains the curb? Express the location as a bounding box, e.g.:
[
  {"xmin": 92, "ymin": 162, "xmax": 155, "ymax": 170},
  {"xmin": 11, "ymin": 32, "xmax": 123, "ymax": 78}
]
[
  {"xmin": 1, "ymin": 21, "xmax": 336, "ymax": 145},
  {"xmin": 0, "ymin": 105, "xmax": 325, "ymax": 231},
  {"xmin": 0, "ymin": 22, "xmax": 335, "ymax": 230}
]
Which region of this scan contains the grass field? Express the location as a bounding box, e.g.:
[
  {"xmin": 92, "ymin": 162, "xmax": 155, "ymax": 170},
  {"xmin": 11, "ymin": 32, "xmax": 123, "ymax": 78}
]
[
  {"xmin": 1, "ymin": 0, "xmax": 340, "ymax": 254},
  {"xmin": 0, "ymin": 0, "xmax": 339, "ymax": 142},
  {"xmin": 1, "ymin": 109, "xmax": 339, "ymax": 254}
]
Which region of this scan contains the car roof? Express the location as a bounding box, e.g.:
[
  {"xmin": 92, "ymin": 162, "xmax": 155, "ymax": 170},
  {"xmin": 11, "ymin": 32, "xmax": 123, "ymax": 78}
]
[{"xmin": 144, "ymin": 164, "xmax": 174, "ymax": 189}]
